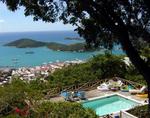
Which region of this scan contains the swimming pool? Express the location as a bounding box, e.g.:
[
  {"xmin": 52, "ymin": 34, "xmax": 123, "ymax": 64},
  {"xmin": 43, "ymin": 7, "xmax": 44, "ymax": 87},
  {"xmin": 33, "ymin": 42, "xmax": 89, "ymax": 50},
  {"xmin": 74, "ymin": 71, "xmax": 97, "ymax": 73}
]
[{"xmin": 82, "ymin": 94, "xmax": 140, "ymax": 116}]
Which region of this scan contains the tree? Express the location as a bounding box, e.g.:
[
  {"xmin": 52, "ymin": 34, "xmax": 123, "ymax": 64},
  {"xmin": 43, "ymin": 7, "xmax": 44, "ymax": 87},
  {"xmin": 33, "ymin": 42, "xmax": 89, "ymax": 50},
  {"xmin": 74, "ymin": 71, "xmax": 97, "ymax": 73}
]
[
  {"xmin": 91, "ymin": 54, "xmax": 127, "ymax": 78},
  {"xmin": 0, "ymin": 79, "xmax": 43, "ymax": 116},
  {"xmin": 0, "ymin": 79, "xmax": 98, "ymax": 118},
  {"xmin": 29, "ymin": 102, "xmax": 98, "ymax": 118},
  {"xmin": 0, "ymin": 0, "xmax": 150, "ymax": 113}
]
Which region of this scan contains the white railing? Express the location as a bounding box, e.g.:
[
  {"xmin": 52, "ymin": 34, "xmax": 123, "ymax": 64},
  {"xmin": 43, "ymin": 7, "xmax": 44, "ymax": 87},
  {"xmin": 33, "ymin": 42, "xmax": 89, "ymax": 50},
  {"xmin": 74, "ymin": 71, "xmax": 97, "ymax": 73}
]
[{"xmin": 120, "ymin": 111, "xmax": 138, "ymax": 118}]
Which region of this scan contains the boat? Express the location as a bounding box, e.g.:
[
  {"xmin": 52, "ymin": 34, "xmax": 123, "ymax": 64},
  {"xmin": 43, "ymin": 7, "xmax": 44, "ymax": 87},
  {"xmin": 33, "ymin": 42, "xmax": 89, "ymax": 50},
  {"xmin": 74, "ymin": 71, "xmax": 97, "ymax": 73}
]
[
  {"xmin": 25, "ymin": 51, "xmax": 34, "ymax": 54},
  {"xmin": 12, "ymin": 58, "xmax": 19, "ymax": 61},
  {"xmin": 13, "ymin": 61, "xmax": 19, "ymax": 64},
  {"xmin": 12, "ymin": 58, "xmax": 19, "ymax": 65}
]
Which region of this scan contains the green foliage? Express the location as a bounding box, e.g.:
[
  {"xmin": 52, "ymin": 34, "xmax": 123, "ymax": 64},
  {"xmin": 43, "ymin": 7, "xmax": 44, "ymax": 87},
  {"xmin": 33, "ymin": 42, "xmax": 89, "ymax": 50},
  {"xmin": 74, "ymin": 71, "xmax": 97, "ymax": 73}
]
[
  {"xmin": 128, "ymin": 105, "xmax": 149, "ymax": 118},
  {"xmin": 0, "ymin": 77, "xmax": 98, "ymax": 117},
  {"xmin": 90, "ymin": 54, "xmax": 127, "ymax": 78},
  {"xmin": 30, "ymin": 102, "xmax": 98, "ymax": 118},
  {"xmin": 45, "ymin": 53, "xmax": 145, "ymax": 89},
  {"xmin": 49, "ymin": 62, "xmax": 96, "ymax": 86},
  {"xmin": 141, "ymin": 47, "xmax": 150, "ymax": 58},
  {"xmin": 125, "ymin": 65, "xmax": 146, "ymax": 84},
  {"xmin": 47, "ymin": 54, "xmax": 127, "ymax": 87},
  {"xmin": 0, "ymin": 79, "xmax": 27, "ymax": 108},
  {"xmin": 29, "ymin": 79, "xmax": 50, "ymax": 91},
  {"xmin": 0, "ymin": 79, "xmax": 98, "ymax": 118},
  {"xmin": 125, "ymin": 74, "xmax": 146, "ymax": 85},
  {"xmin": 3, "ymin": 114, "xmax": 22, "ymax": 118},
  {"xmin": 0, "ymin": 79, "xmax": 43, "ymax": 115},
  {"xmin": 47, "ymin": 42, "xmax": 86, "ymax": 51},
  {"xmin": 140, "ymin": 45, "xmax": 150, "ymax": 66}
]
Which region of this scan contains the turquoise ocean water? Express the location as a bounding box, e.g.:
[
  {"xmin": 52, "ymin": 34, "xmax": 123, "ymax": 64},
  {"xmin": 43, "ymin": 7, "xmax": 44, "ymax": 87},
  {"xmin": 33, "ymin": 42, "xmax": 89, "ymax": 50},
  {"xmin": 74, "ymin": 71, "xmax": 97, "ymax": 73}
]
[{"xmin": 0, "ymin": 31, "xmax": 124, "ymax": 68}]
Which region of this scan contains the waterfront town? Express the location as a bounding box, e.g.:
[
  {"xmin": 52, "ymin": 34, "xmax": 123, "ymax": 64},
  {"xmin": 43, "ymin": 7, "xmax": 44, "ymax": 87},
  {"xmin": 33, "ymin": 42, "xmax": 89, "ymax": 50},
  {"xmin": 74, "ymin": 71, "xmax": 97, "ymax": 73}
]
[
  {"xmin": 0, "ymin": 59, "xmax": 84, "ymax": 85},
  {"xmin": 0, "ymin": 57, "xmax": 131, "ymax": 86}
]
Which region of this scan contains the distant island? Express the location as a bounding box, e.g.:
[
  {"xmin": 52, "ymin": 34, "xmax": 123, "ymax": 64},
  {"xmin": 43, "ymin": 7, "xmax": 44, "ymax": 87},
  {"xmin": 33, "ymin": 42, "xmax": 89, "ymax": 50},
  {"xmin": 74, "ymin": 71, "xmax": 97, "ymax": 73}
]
[
  {"xmin": 65, "ymin": 37, "xmax": 83, "ymax": 40},
  {"xmin": 5, "ymin": 39, "xmax": 46, "ymax": 48},
  {"xmin": 4, "ymin": 38, "xmax": 97, "ymax": 52}
]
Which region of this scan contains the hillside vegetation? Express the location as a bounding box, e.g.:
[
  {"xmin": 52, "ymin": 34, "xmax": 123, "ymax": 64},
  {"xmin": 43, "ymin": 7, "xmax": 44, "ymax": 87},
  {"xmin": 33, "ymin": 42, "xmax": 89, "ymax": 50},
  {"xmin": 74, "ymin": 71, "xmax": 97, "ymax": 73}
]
[
  {"xmin": 0, "ymin": 54, "xmax": 146, "ymax": 117},
  {"xmin": 47, "ymin": 42, "xmax": 85, "ymax": 51},
  {"xmin": 46, "ymin": 54, "xmax": 145, "ymax": 88},
  {"xmin": 0, "ymin": 79, "xmax": 98, "ymax": 118},
  {"xmin": 128, "ymin": 105, "xmax": 149, "ymax": 118}
]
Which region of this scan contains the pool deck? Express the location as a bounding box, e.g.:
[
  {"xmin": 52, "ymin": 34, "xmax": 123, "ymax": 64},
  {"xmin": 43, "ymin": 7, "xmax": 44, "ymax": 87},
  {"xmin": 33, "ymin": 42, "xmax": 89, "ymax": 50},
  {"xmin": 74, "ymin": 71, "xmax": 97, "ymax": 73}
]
[
  {"xmin": 50, "ymin": 89, "xmax": 148, "ymax": 103},
  {"xmin": 49, "ymin": 89, "xmax": 148, "ymax": 118}
]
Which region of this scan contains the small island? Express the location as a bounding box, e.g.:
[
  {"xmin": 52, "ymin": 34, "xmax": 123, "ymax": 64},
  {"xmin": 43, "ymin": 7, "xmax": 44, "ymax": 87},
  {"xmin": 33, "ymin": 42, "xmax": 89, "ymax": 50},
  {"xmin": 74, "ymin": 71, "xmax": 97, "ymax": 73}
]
[
  {"xmin": 5, "ymin": 39, "xmax": 46, "ymax": 48},
  {"xmin": 65, "ymin": 37, "xmax": 83, "ymax": 40},
  {"xmin": 4, "ymin": 38, "xmax": 96, "ymax": 52}
]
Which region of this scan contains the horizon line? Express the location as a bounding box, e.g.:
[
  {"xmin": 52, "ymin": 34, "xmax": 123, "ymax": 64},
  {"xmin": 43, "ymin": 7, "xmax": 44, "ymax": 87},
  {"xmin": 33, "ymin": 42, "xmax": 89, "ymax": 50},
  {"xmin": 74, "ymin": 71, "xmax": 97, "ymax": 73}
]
[{"xmin": 0, "ymin": 30, "xmax": 76, "ymax": 33}]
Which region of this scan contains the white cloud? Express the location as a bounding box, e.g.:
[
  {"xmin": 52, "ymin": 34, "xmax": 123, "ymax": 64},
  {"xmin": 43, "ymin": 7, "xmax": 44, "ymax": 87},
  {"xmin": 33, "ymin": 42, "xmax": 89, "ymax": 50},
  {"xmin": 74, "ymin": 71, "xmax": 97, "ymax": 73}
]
[{"xmin": 0, "ymin": 19, "xmax": 4, "ymax": 23}]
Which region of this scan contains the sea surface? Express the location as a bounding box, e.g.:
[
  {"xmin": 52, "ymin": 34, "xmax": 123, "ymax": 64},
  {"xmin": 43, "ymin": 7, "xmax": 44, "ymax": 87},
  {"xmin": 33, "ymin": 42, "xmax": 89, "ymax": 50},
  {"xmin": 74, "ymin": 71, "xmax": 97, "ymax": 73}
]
[{"xmin": 0, "ymin": 31, "xmax": 124, "ymax": 68}]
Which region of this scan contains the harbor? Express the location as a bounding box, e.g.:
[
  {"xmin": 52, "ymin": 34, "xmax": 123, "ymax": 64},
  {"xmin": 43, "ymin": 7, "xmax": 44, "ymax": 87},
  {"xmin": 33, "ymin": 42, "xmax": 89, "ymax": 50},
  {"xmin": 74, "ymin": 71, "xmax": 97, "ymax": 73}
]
[{"xmin": 0, "ymin": 59, "xmax": 85, "ymax": 85}]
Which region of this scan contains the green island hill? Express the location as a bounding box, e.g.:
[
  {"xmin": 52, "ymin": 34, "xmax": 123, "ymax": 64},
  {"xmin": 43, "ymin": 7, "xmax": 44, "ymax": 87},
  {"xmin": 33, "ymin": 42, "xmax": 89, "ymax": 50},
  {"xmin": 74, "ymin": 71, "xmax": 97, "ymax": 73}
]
[
  {"xmin": 65, "ymin": 37, "xmax": 84, "ymax": 40},
  {"xmin": 4, "ymin": 38, "xmax": 98, "ymax": 52}
]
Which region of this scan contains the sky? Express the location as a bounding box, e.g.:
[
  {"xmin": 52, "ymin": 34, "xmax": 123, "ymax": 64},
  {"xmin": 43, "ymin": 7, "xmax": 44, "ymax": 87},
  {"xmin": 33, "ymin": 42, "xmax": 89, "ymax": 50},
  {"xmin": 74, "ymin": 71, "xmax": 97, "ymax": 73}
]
[{"xmin": 0, "ymin": 3, "xmax": 75, "ymax": 32}]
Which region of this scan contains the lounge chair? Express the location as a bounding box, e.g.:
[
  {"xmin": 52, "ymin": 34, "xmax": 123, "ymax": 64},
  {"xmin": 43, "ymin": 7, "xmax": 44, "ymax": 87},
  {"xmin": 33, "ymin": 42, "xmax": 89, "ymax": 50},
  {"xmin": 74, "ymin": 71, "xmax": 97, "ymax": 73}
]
[
  {"xmin": 108, "ymin": 80, "xmax": 123, "ymax": 91},
  {"xmin": 77, "ymin": 91, "xmax": 86, "ymax": 100},
  {"xmin": 136, "ymin": 94, "xmax": 148, "ymax": 98},
  {"xmin": 60, "ymin": 90, "xmax": 67, "ymax": 97},
  {"xmin": 129, "ymin": 86, "xmax": 147, "ymax": 94},
  {"xmin": 60, "ymin": 91, "xmax": 71, "ymax": 101},
  {"xmin": 97, "ymin": 83, "xmax": 109, "ymax": 91},
  {"xmin": 121, "ymin": 85, "xmax": 134, "ymax": 92},
  {"xmin": 68, "ymin": 96, "xmax": 80, "ymax": 102},
  {"xmin": 114, "ymin": 116, "xmax": 119, "ymax": 118},
  {"xmin": 108, "ymin": 80, "xmax": 118, "ymax": 87},
  {"xmin": 108, "ymin": 80, "xmax": 116, "ymax": 86},
  {"xmin": 121, "ymin": 87, "xmax": 128, "ymax": 92},
  {"xmin": 117, "ymin": 80, "xmax": 123, "ymax": 87},
  {"xmin": 73, "ymin": 91, "xmax": 79, "ymax": 97}
]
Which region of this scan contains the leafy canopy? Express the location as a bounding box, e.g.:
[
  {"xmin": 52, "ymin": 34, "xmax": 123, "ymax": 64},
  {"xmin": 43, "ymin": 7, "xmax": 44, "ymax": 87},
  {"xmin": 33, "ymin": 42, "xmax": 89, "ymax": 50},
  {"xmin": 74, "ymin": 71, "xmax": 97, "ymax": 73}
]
[{"xmin": 1, "ymin": 0, "xmax": 149, "ymax": 49}]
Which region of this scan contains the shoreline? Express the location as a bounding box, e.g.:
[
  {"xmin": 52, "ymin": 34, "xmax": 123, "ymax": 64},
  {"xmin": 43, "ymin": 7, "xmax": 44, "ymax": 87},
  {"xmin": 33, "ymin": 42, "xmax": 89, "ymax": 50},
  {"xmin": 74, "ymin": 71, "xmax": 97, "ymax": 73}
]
[
  {"xmin": 0, "ymin": 59, "xmax": 85, "ymax": 85},
  {"xmin": 0, "ymin": 59, "xmax": 86, "ymax": 70}
]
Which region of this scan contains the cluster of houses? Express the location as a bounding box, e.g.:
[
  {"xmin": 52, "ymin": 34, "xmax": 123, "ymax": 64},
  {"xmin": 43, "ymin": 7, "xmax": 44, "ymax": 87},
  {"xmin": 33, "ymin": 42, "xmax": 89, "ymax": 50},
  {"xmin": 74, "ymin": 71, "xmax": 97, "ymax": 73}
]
[
  {"xmin": 0, "ymin": 60, "xmax": 84, "ymax": 85},
  {"xmin": 0, "ymin": 68, "xmax": 12, "ymax": 85},
  {"xmin": 0, "ymin": 56, "xmax": 134, "ymax": 85}
]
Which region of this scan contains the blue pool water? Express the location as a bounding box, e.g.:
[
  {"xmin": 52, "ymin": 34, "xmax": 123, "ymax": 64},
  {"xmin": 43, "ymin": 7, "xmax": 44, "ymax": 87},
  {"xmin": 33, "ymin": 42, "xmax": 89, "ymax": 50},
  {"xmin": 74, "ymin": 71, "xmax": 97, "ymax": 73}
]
[{"xmin": 82, "ymin": 95, "xmax": 139, "ymax": 116}]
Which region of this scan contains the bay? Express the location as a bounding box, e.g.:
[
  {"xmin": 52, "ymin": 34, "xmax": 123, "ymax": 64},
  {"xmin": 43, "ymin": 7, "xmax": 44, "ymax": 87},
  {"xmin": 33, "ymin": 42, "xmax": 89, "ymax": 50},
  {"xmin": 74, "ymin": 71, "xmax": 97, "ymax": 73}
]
[{"xmin": 0, "ymin": 31, "xmax": 124, "ymax": 68}]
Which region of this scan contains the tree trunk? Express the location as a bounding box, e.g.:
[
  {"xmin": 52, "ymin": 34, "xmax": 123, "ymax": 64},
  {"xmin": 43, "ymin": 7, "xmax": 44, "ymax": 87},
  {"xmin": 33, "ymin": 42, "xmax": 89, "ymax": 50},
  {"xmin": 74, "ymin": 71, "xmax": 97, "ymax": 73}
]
[
  {"xmin": 147, "ymin": 81, "xmax": 150, "ymax": 118},
  {"xmin": 143, "ymin": 0, "xmax": 150, "ymax": 11},
  {"xmin": 117, "ymin": 24, "xmax": 150, "ymax": 117},
  {"xmin": 85, "ymin": 1, "xmax": 150, "ymax": 115},
  {"xmin": 106, "ymin": 5, "xmax": 150, "ymax": 116}
]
